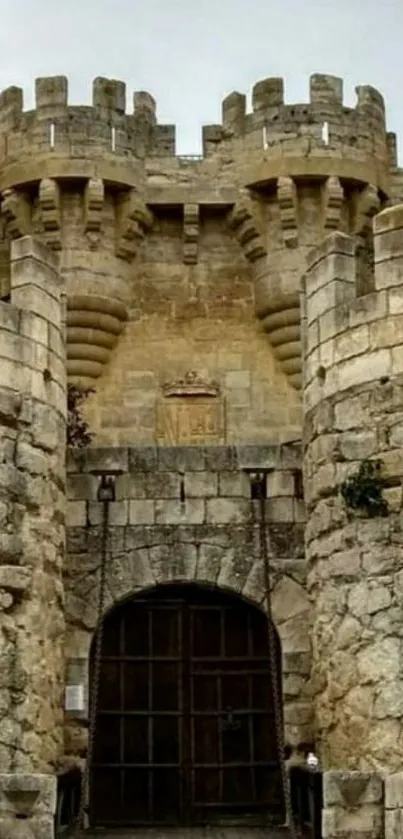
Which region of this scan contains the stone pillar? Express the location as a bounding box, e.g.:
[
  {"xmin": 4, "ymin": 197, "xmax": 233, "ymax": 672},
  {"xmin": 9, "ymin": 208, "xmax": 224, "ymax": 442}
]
[
  {"xmin": 0, "ymin": 774, "xmax": 56, "ymax": 839},
  {"xmin": 0, "ymin": 238, "xmax": 66, "ymax": 774},
  {"xmin": 322, "ymin": 771, "xmax": 383, "ymax": 839},
  {"xmin": 302, "ymin": 206, "xmax": 403, "ymax": 772}
]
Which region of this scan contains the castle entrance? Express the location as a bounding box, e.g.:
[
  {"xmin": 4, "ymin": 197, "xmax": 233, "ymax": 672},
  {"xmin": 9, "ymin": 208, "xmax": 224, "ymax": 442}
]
[{"xmin": 89, "ymin": 584, "xmax": 284, "ymax": 828}]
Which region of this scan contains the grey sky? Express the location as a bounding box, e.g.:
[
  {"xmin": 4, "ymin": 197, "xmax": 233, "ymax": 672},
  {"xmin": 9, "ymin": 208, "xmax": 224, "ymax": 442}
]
[{"xmin": 1, "ymin": 0, "xmax": 402, "ymax": 157}]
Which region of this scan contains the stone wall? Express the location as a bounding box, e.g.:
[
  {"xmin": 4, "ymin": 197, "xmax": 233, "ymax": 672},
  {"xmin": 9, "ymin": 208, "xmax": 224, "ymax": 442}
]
[
  {"xmin": 303, "ymin": 204, "xmax": 403, "ymax": 772},
  {"xmin": 0, "ymin": 72, "xmax": 401, "ymax": 453},
  {"xmin": 63, "ymin": 442, "xmax": 311, "ymax": 769},
  {"xmin": 0, "ymin": 237, "xmax": 66, "ymax": 773},
  {"xmin": 82, "ymin": 208, "xmax": 302, "ymax": 445}
]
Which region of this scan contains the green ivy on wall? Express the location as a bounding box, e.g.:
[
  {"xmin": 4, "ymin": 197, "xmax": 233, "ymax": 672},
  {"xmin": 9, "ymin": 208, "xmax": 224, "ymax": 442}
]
[
  {"xmin": 67, "ymin": 385, "xmax": 94, "ymax": 448},
  {"xmin": 340, "ymin": 459, "xmax": 388, "ymax": 518}
]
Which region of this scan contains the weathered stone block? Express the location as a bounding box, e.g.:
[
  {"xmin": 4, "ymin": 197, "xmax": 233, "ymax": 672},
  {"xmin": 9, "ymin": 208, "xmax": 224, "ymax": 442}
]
[
  {"xmin": 385, "ymin": 772, "xmax": 403, "ymax": 808},
  {"xmin": 324, "ymin": 771, "xmax": 383, "ymax": 807},
  {"xmin": 157, "ymin": 446, "xmax": 205, "ymax": 472},
  {"xmin": 115, "ymin": 472, "xmax": 147, "ymax": 499},
  {"xmin": 185, "ymin": 471, "xmax": 218, "ymax": 498},
  {"xmin": 385, "ymin": 807, "xmax": 403, "ymax": 839},
  {"xmin": 266, "ymin": 469, "xmax": 295, "ymax": 497},
  {"xmin": 204, "ymin": 446, "xmax": 237, "ymax": 471},
  {"xmin": 218, "ymin": 470, "xmax": 250, "ymax": 497},
  {"xmin": 0, "ymin": 566, "xmax": 31, "ymax": 592},
  {"xmin": 67, "ymin": 473, "xmax": 98, "ymax": 501},
  {"xmin": 108, "ymin": 501, "xmax": 129, "ymax": 526},
  {"xmin": 155, "ymin": 499, "xmax": 205, "ymax": 525},
  {"xmin": 206, "ymin": 498, "xmax": 249, "ymax": 524},
  {"xmin": 236, "ymin": 444, "xmax": 279, "ymax": 470},
  {"xmin": 66, "ymin": 500, "xmax": 86, "ymax": 527},
  {"xmin": 146, "ymin": 471, "xmax": 180, "ymax": 498},
  {"xmin": 266, "ymin": 497, "xmax": 295, "ymax": 522},
  {"xmin": 129, "ymin": 446, "xmax": 158, "ymax": 472},
  {"xmin": 129, "ymin": 500, "xmax": 155, "ymax": 525}
]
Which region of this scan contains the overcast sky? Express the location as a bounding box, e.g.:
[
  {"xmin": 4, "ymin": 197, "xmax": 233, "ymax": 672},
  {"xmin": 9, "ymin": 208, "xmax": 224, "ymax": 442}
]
[{"xmin": 0, "ymin": 0, "xmax": 402, "ymax": 157}]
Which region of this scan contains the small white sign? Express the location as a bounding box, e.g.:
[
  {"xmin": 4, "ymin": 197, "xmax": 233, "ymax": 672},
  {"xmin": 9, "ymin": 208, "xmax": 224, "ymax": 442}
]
[{"xmin": 65, "ymin": 684, "xmax": 85, "ymax": 712}]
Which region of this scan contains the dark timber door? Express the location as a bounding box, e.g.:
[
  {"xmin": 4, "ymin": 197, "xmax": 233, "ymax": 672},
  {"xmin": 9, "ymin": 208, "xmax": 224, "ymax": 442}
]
[{"xmin": 90, "ymin": 585, "xmax": 284, "ymax": 827}]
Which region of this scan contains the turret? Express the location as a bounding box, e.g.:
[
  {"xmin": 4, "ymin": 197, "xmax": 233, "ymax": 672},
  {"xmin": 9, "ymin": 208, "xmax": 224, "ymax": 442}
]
[
  {"xmin": 302, "ymin": 204, "xmax": 403, "ymax": 771},
  {"xmin": 0, "ymin": 76, "xmax": 172, "ymax": 385},
  {"xmin": 222, "ymin": 75, "xmax": 394, "ymax": 389}
]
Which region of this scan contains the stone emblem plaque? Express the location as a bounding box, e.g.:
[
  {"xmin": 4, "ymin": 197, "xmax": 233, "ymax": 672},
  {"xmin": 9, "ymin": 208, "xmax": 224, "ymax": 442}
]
[{"xmin": 156, "ymin": 371, "xmax": 225, "ymax": 444}]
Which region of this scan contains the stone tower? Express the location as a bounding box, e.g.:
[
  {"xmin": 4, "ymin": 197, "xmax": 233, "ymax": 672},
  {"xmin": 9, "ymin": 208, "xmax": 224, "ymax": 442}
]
[
  {"xmin": 217, "ymin": 74, "xmax": 394, "ymax": 390},
  {"xmin": 0, "ymin": 237, "xmax": 65, "ymax": 838},
  {"xmin": 302, "ymin": 204, "xmax": 403, "ymax": 836}
]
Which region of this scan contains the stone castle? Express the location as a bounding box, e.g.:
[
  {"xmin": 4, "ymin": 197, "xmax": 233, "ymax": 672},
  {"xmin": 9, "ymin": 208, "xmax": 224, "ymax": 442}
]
[{"xmin": 0, "ymin": 72, "xmax": 403, "ymax": 838}]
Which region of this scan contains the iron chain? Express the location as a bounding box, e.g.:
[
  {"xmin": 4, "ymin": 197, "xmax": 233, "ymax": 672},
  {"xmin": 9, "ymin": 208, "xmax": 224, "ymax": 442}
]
[
  {"xmin": 256, "ymin": 478, "xmax": 301, "ymax": 839},
  {"xmin": 74, "ymin": 499, "xmax": 109, "ymax": 837}
]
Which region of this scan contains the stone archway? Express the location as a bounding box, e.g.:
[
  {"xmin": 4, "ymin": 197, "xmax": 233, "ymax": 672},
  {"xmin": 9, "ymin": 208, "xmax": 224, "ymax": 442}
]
[
  {"xmin": 88, "ymin": 582, "xmax": 285, "ymax": 828},
  {"xmin": 65, "ymin": 543, "xmax": 312, "ymax": 770}
]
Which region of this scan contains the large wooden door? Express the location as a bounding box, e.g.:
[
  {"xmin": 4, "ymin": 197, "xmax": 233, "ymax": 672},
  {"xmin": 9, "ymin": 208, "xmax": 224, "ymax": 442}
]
[{"xmin": 89, "ymin": 585, "xmax": 284, "ymax": 827}]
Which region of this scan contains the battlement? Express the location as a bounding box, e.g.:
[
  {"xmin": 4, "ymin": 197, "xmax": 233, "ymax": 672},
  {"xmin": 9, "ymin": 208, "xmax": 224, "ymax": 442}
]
[
  {"xmin": 0, "ymin": 73, "xmax": 396, "ymax": 175},
  {"xmin": 302, "ymin": 204, "xmax": 403, "ymax": 410},
  {"xmin": 0, "ymin": 76, "xmax": 176, "ymax": 164},
  {"xmin": 203, "ymin": 73, "xmax": 393, "ymax": 170}
]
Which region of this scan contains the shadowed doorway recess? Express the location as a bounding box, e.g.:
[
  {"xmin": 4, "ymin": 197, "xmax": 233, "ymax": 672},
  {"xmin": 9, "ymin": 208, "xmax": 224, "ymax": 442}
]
[{"xmin": 89, "ymin": 584, "xmax": 284, "ymax": 828}]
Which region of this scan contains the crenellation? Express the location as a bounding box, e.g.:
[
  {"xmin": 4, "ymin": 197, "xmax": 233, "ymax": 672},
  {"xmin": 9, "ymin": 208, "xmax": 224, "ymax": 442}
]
[
  {"xmin": 252, "ymin": 77, "xmax": 284, "ymax": 111},
  {"xmin": 222, "ymin": 91, "xmax": 246, "ymax": 134},
  {"xmin": 202, "ymin": 74, "xmax": 389, "ymax": 174},
  {"xmin": 92, "ymin": 76, "xmax": 126, "ymax": 115},
  {"xmin": 35, "ymin": 75, "xmax": 68, "ymax": 117},
  {"xmin": 355, "ymin": 84, "xmax": 385, "ymax": 115},
  {"xmin": 0, "ymin": 86, "xmax": 23, "ymax": 130},
  {"xmin": 150, "ymin": 122, "xmax": 176, "ymax": 155},
  {"xmin": 309, "ymin": 73, "xmax": 343, "ymax": 106},
  {"xmin": 133, "ymin": 90, "xmax": 156, "ymax": 120},
  {"xmin": 0, "ymin": 77, "xmax": 176, "ymax": 165}
]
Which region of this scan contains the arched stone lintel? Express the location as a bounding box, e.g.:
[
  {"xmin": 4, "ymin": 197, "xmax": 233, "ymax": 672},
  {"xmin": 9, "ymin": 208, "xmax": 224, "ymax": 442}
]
[{"xmin": 67, "ymin": 550, "xmax": 310, "ymax": 647}]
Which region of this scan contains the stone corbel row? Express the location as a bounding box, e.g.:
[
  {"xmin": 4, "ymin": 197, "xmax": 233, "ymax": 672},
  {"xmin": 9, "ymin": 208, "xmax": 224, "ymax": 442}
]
[
  {"xmin": 0, "ymin": 180, "xmax": 155, "ymax": 262},
  {"xmin": 227, "ymin": 192, "xmax": 302, "ymax": 389},
  {"xmin": 227, "ymin": 178, "xmax": 383, "ymax": 391},
  {"xmin": 183, "ymin": 203, "xmax": 199, "ymax": 265}
]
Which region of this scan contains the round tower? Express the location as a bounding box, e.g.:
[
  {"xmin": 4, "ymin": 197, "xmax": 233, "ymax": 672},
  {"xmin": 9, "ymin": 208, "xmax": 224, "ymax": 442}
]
[
  {"xmin": 302, "ymin": 204, "xmax": 403, "ymax": 772},
  {"xmin": 0, "ymin": 77, "xmax": 164, "ymax": 385},
  {"xmin": 216, "ymin": 74, "xmax": 397, "ymax": 389}
]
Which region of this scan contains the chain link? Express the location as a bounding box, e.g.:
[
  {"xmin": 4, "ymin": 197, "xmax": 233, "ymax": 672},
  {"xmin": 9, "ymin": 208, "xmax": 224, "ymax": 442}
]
[
  {"xmin": 73, "ymin": 498, "xmax": 109, "ymax": 837},
  {"xmin": 256, "ymin": 477, "xmax": 301, "ymax": 839}
]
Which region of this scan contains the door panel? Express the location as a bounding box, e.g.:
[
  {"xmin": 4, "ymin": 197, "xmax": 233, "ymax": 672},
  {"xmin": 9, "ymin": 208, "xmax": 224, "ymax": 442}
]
[{"xmin": 89, "ymin": 586, "xmax": 283, "ymax": 827}]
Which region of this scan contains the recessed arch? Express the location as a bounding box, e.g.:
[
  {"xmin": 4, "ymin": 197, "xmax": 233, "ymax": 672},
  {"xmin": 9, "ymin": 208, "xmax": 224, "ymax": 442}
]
[{"xmin": 88, "ymin": 582, "xmax": 285, "ymax": 828}]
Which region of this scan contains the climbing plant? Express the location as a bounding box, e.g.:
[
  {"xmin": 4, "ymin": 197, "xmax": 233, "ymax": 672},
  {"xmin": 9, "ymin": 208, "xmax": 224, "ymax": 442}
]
[
  {"xmin": 340, "ymin": 458, "xmax": 388, "ymax": 518},
  {"xmin": 67, "ymin": 384, "xmax": 94, "ymax": 448}
]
